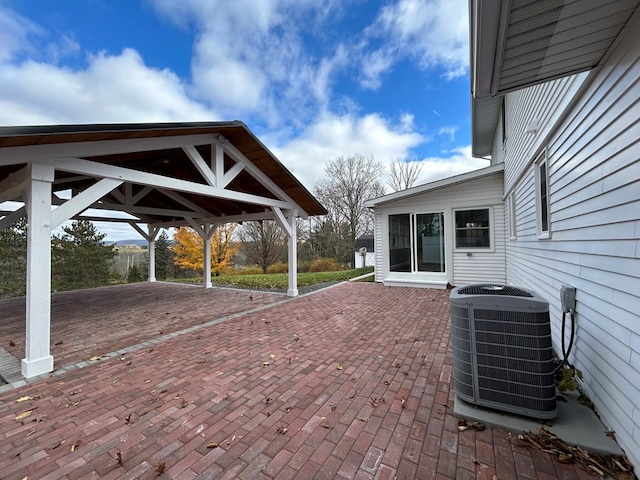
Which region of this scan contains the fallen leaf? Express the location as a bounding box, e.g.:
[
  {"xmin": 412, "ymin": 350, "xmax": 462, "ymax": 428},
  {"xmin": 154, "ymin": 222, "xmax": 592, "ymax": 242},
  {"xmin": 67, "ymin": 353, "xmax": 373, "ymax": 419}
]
[
  {"xmin": 336, "ymin": 365, "xmax": 344, "ymax": 370},
  {"xmin": 155, "ymin": 459, "xmax": 165, "ymax": 474},
  {"xmin": 263, "ymin": 362, "xmax": 270, "ymax": 367},
  {"xmin": 320, "ymin": 424, "xmax": 333, "ymax": 430},
  {"xmin": 9, "ymin": 340, "xmax": 16, "ymax": 347},
  {"xmin": 276, "ymin": 426, "xmax": 288, "ymax": 434},
  {"xmin": 206, "ymin": 442, "xmax": 218, "ymax": 449},
  {"xmin": 16, "ymin": 396, "xmax": 33, "ymax": 403},
  {"xmin": 269, "ymin": 354, "xmax": 275, "ymax": 359},
  {"xmin": 14, "ymin": 409, "xmax": 36, "ymax": 421}
]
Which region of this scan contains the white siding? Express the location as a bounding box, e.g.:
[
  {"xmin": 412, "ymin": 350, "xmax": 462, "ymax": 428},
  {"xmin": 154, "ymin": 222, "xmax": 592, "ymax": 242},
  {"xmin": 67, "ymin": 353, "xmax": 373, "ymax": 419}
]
[
  {"xmin": 371, "ymin": 171, "xmax": 505, "ymax": 287},
  {"xmin": 374, "ymin": 213, "xmax": 384, "ymax": 282},
  {"xmin": 492, "ymin": 73, "xmax": 589, "ymax": 194},
  {"xmin": 501, "ymin": 19, "xmax": 640, "ymax": 467},
  {"xmin": 452, "ymin": 202, "xmax": 506, "ymax": 286}
]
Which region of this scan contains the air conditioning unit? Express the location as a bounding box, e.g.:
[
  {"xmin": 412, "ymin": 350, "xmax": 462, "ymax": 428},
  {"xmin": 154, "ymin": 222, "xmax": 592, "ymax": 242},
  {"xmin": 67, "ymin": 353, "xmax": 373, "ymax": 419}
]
[{"xmin": 450, "ymin": 284, "xmax": 557, "ymax": 419}]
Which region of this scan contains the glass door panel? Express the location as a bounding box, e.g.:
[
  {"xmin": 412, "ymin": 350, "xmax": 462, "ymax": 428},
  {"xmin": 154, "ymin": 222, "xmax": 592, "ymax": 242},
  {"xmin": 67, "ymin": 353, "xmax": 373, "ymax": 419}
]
[
  {"xmin": 415, "ymin": 213, "xmax": 445, "ymax": 272},
  {"xmin": 388, "ymin": 214, "xmax": 411, "ymax": 272}
]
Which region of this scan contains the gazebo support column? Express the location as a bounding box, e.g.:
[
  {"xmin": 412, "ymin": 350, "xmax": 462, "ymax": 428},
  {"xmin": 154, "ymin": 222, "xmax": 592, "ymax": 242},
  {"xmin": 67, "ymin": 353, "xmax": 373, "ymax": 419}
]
[
  {"xmin": 287, "ymin": 216, "xmax": 298, "ymax": 297},
  {"xmin": 273, "ymin": 208, "xmax": 298, "ymax": 297},
  {"xmin": 22, "ymin": 164, "xmax": 55, "ymax": 378},
  {"xmin": 130, "ymin": 224, "xmax": 161, "ymax": 283}
]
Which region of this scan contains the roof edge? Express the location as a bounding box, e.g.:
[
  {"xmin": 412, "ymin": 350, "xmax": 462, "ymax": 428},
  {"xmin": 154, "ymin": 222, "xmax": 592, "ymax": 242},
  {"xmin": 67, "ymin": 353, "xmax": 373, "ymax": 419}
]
[{"xmin": 366, "ymin": 163, "xmax": 502, "ymax": 208}]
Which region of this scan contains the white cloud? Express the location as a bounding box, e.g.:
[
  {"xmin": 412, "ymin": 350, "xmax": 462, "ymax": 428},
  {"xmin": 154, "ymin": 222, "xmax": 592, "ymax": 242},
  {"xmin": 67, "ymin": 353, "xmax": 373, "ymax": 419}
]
[
  {"xmin": 267, "ymin": 111, "xmax": 426, "ymax": 191},
  {"xmin": 437, "ymin": 125, "xmax": 458, "ymax": 142},
  {"xmin": 0, "ymin": 7, "xmax": 43, "ymax": 62},
  {"xmin": 361, "ymin": 0, "xmax": 469, "ymax": 87},
  {"xmin": 0, "ymin": 49, "xmax": 216, "ymax": 125},
  {"xmin": 413, "ymin": 146, "xmax": 489, "ymax": 186}
]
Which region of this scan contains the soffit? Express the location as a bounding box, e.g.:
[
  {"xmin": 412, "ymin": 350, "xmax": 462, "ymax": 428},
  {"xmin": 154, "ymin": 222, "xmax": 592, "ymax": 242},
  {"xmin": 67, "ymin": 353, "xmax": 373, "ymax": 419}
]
[{"xmin": 470, "ymin": 0, "xmax": 640, "ymax": 157}]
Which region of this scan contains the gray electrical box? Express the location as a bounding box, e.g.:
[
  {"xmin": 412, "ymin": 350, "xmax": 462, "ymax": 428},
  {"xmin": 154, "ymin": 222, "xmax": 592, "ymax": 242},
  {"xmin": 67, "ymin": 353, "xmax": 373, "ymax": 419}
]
[{"xmin": 560, "ymin": 285, "xmax": 576, "ymax": 313}]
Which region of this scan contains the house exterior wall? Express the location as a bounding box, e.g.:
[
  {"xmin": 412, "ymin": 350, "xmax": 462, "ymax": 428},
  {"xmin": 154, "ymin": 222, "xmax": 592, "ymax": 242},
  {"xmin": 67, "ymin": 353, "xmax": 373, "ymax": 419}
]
[
  {"xmin": 498, "ymin": 20, "xmax": 640, "ymax": 467},
  {"xmin": 371, "ymin": 172, "xmax": 505, "ymax": 288}
]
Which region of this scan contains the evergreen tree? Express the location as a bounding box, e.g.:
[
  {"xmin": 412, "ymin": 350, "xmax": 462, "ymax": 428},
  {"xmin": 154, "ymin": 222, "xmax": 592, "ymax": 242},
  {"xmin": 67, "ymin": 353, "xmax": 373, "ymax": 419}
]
[
  {"xmin": 52, "ymin": 220, "xmax": 116, "ymax": 291},
  {"xmin": 155, "ymin": 231, "xmax": 175, "ymax": 280},
  {"xmin": 0, "ymin": 218, "xmax": 27, "ymax": 298}
]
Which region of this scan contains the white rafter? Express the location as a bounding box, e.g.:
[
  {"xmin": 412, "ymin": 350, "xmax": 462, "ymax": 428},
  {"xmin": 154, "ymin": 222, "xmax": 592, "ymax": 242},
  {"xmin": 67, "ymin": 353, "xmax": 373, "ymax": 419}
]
[
  {"xmin": 43, "ymin": 157, "xmax": 294, "ymax": 210},
  {"xmin": 183, "ymin": 145, "xmax": 217, "ymax": 187}
]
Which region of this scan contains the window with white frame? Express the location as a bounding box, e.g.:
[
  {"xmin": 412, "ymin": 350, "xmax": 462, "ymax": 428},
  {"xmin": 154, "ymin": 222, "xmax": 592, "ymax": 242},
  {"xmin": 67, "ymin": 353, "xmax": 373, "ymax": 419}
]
[
  {"xmin": 501, "ymin": 97, "xmax": 507, "ymax": 144},
  {"xmin": 535, "ymin": 151, "xmax": 550, "ymax": 238},
  {"xmin": 454, "ymin": 208, "xmax": 491, "ymax": 249},
  {"xmin": 508, "ymin": 193, "xmax": 516, "ymax": 239}
]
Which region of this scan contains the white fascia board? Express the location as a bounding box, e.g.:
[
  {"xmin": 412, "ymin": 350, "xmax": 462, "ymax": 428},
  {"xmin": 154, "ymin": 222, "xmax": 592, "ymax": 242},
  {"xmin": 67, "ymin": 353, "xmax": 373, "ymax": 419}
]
[
  {"xmin": 0, "ymin": 134, "xmax": 218, "ymax": 166},
  {"xmin": 366, "ymin": 163, "xmax": 502, "ymax": 208},
  {"xmin": 44, "ymin": 157, "xmax": 294, "ymax": 210}
]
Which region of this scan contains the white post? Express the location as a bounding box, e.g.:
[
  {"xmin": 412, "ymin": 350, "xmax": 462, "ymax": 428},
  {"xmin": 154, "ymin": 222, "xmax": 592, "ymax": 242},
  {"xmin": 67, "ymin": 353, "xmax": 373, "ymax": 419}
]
[
  {"xmin": 203, "ymin": 224, "xmax": 214, "ymax": 288},
  {"xmin": 147, "ymin": 226, "xmax": 159, "ymax": 282},
  {"xmin": 287, "ymin": 215, "xmax": 298, "ymax": 297},
  {"xmin": 22, "ymin": 163, "xmax": 55, "ymax": 378},
  {"xmin": 148, "ymin": 240, "xmax": 156, "ymax": 282}
]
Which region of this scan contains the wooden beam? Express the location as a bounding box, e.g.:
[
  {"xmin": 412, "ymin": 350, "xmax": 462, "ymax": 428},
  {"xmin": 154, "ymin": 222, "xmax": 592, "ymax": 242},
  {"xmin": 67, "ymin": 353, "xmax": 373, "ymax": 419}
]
[
  {"xmin": 51, "ymin": 178, "xmax": 122, "ymax": 229},
  {"xmin": 44, "ymin": 156, "xmax": 294, "ymax": 210},
  {"xmin": 183, "ymin": 145, "xmax": 216, "ymax": 186}
]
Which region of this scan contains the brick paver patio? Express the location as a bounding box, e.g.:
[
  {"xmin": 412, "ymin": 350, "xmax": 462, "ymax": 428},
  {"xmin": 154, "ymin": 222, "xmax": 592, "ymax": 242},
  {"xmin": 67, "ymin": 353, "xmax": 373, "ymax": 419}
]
[{"xmin": 0, "ymin": 282, "xmax": 600, "ymax": 479}]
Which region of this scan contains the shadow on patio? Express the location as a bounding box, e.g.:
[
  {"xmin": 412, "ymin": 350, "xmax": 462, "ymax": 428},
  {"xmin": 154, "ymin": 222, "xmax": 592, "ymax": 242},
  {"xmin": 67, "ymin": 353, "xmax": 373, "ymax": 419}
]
[{"xmin": 0, "ymin": 282, "xmax": 600, "ymax": 479}]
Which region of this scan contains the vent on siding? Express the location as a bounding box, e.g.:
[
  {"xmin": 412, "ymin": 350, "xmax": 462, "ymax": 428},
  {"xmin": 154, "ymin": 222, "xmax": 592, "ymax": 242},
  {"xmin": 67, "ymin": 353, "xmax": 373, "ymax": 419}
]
[{"xmin": 450, "ymin": 284, "xmax": 556, "ymax": 419}]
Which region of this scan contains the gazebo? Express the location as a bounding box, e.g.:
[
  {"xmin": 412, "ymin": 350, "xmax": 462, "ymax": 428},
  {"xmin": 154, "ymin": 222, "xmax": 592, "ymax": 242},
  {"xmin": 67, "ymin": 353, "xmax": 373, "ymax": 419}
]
[{"xmin": 0, "ymin": 121, "xmax": 326, "ymax": 378}]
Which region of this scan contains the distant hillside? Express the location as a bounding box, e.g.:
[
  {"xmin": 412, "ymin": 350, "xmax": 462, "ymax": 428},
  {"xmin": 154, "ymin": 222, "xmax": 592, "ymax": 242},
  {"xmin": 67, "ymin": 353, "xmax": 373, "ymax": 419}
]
[{"xmin": 106, "ymin": 239, "xmax": 147, "ymax": 247}]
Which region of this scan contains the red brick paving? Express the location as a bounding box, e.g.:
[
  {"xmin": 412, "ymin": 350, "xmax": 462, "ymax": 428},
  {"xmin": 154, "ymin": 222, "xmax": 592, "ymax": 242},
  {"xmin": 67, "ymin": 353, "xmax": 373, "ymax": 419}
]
[
  {"xmin": 0, "ymin": 282, "xmax": 282, "ymax": 368},
  {"xmin": 0, "ymin": 282, "xmax": 599, "ymax": 479}
]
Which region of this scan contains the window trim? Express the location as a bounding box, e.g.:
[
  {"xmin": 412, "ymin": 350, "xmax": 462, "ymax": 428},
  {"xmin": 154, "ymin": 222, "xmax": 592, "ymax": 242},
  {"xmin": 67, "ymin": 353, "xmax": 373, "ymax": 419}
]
[
  {"xmin": 453, "ymin": 207, "xmax": 493, "ymax": 251},
  {"xmin": 535, "ymin": 150, "xmax": 551, "ymax": 239},
  {"xmin": 508, "ymin": 193, "xmax": 516, "ymax": 240},
  {"xmin": 501, "ymin": 97, "xmax": 507, "ymax": 145}
]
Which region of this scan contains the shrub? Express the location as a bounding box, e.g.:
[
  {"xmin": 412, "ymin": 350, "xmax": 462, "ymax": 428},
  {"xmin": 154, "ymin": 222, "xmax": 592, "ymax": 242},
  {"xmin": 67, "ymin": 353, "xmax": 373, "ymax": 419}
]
[
  {"xmin": 297, "ymin": 261, "xmax": 310, "ymax": 273},
  {"xmin": 309, "ymin": 258, "xmax": 342, "ymax": 273},
  {"xmin": 267, "ymin": 262, "xmax": 289, "ymax": 274}
]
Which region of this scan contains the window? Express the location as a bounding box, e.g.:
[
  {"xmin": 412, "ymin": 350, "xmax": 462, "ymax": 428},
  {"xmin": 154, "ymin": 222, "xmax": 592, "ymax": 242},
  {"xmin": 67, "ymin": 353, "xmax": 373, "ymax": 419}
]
[
  {"xmin": 535, "ymin": 152, "xmax": 550, "ymax": 238},
  {"xmin": 508, "ymin": 193, "xmax": 516, "ymax": 240},
  {"xmin": 455, "ymin": 208, "xmax": 490, "ymax": 248},
  {"xmin": 501, "ymin": 97, "xmax": 507, "ymax": 144}
]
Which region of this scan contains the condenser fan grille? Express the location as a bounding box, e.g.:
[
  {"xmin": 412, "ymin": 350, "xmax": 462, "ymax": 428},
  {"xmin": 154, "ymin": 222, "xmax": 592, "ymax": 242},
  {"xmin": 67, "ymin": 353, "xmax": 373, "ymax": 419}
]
[{"xmin": 456, "ymin": 284, "xmax": 533, "ymax": 296}]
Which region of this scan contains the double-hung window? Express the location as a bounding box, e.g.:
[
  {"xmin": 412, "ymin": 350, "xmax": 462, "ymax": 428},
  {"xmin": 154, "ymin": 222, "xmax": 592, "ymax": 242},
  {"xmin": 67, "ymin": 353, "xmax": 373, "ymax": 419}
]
[{"xmin": 454, "ymin": 208, "xmax": 491, "ymax": 249}]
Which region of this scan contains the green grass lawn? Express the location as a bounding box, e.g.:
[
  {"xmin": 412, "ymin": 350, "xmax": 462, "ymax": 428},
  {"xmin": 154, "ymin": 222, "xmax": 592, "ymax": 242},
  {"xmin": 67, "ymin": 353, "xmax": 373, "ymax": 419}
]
[{"xmin": 171, "ymin": 266, "xmax": 374, "ymax": 290}]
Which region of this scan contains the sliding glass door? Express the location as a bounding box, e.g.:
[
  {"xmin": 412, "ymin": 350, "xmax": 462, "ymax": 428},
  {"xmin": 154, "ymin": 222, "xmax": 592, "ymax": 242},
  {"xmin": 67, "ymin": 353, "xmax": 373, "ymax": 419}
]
[
  {"xmin": 415, "ymin": 213, "xmax": 445, "ymax": 272},
  {"xmin": 389, "ymin": 212, "xmax": 445, "ymax": 273}
]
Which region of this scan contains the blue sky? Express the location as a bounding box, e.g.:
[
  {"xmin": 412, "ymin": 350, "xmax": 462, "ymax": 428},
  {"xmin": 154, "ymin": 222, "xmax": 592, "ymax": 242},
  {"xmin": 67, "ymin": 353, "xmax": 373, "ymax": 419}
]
[{"xmin": 1, "ymin": 0, "xmax": 488, "ymax": 240}]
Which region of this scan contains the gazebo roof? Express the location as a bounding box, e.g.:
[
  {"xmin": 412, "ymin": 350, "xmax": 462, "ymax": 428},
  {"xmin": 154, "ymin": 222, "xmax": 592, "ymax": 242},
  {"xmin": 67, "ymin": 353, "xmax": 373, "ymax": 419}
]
[{"xmin": 0, "ymin": 121, "xmax": 326, "ymax": 227}]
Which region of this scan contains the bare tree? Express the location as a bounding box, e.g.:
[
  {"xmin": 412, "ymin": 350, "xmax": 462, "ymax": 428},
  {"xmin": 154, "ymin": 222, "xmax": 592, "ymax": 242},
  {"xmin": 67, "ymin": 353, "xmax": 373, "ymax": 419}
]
[
  {"xmin": 238, "ymin": 220, "xmax": 287, "ymax": 273},
  {"xmin": 313, "ymin": 154, "xmax": 385, "ymax": 263},
  {"xmin": 388, "ymin": 157, "xmax": 423, "ymax": 191}
]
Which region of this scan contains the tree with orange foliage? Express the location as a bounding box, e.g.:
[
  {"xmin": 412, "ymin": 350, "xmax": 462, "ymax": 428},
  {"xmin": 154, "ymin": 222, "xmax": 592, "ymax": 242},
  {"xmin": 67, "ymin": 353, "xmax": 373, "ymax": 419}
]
[{"xmin": 172, "ymin": 224, "xmax": 240, "ymax": 276}]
